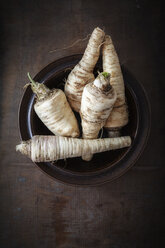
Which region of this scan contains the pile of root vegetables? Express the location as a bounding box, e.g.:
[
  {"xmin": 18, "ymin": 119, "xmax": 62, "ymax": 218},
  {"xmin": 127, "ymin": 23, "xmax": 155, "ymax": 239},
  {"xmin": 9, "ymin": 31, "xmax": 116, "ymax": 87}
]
[{"xmin": 16, "ymin": 27, "xmax": 131, "ymax": 163}]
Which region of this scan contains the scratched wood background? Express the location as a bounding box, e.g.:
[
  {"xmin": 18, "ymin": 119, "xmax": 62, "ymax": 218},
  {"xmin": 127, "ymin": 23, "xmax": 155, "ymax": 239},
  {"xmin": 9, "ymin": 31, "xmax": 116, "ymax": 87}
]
[{"xmin": 0, "ymin": 0, "xmax": 164, "ymax": 247}]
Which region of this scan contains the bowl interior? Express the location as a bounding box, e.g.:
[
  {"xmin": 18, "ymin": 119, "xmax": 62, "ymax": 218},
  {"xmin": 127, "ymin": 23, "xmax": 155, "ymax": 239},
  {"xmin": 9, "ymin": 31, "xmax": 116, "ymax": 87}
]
[{"xmin": 28, "ymin": 58, "xmax": 138, "ymax": 174}]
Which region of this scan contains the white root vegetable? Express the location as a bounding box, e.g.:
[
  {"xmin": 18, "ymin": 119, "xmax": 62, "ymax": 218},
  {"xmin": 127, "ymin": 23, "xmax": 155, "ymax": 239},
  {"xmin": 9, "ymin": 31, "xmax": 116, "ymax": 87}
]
[
  {"xmin": 64, "ymin": 27, "xmax": 105, "ymax": 112},
  {"xmin": 27, "ymin": 73, "xmax": 80, "ymax": 138},
  {"xmin": 80, "ymin": 72, "xmax": 116, "ymax": 161},
  {"xmin": 102, "ymin": 35, "xmax": 128, "ymax": 137},
  {"xmin": 16, "ymin": 135, "xmax": 131, "ymax": 162}
]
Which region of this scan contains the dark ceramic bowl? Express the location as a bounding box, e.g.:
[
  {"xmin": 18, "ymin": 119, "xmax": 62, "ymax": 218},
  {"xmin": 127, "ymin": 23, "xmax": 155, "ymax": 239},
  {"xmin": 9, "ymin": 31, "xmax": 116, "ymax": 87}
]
[{"xmin": 19, "ymin": 54, "xmax": 150, "ymax": 186}]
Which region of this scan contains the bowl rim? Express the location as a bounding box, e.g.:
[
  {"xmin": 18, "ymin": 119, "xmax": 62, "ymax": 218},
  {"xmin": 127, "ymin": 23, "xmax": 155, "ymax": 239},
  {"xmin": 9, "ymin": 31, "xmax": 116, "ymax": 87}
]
[{"xmin": 18, "ymin": 54, "xmax": 151, "ymax": 186}]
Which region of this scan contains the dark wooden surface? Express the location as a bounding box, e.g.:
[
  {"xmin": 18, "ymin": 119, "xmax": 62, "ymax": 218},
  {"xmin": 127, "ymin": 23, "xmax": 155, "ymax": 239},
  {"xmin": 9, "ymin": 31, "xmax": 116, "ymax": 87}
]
[{"xmin": 0, "ymin": 0, "xmax": 164, "ymax": 247}]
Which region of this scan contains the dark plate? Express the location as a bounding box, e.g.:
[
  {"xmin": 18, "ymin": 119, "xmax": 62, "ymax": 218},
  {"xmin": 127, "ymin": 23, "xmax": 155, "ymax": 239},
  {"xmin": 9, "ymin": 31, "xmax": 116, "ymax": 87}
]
[{"xmin": 19, "ymin": 54, "xmax": 151, "ymax": 186}]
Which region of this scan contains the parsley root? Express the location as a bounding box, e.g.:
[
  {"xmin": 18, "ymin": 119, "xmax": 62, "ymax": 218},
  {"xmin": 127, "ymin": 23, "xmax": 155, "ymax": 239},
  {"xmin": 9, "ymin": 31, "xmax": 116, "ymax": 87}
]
[
  {"xmin": 27, "ymin": 73, "xmax": 80, "ymax": 138},
  {"xmin": 16, "ymin": 135, "xmax": 131, "ymax": 162},
  {"xmin": 64, "ymin": 27, "xmax": 105, "ymax": 112},
  {"xmin": 102, "ymin": 35, "xmax": 128, "ymax": 137},
  {"xmin": 80, "ymin": 72, "xmax": 116, "ymax": 161}
]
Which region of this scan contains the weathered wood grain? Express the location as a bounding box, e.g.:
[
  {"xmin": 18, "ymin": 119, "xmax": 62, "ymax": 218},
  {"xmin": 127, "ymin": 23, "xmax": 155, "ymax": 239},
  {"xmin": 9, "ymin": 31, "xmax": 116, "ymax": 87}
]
[{"xmin": 0, "ymin": 0, "xmax": 164, "ymax": 247}]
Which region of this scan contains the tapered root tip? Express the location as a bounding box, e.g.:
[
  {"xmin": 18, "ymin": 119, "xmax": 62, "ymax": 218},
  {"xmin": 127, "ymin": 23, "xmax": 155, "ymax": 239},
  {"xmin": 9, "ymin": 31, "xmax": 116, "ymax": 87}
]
[
  {"xmin": 127, "ymin": 136, "xmax": 132, "ymax": 147},
  {"xmin": 16, "ymin": 141, "xmax": 30, "ymax": 157},
  {"xmin": 96, "ymin": 27, "xmax": 104, "ymax": 32},
  {"xmin": 104, "ymin": 35, "xmax": 112, "ymax": 44},
  {"xmin": 72, "ymin": 131, "xmax": 80, "ymax": 138},
  {"xmin": 82, "ymin": 153, "xmax": 93, "ymax": 161}
]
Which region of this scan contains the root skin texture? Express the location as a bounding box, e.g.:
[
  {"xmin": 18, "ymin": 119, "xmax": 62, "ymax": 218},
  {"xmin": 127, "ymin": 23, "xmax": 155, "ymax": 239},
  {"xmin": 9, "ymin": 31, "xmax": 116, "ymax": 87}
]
[{"xmin": 34, "ymin": 89, "xmax": 80, "ymax": 137}]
